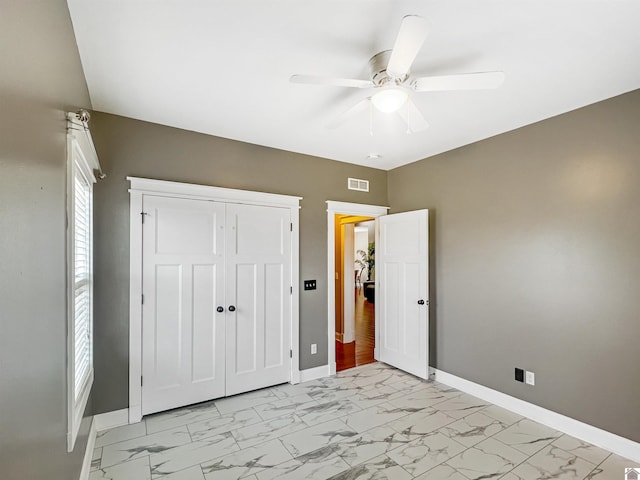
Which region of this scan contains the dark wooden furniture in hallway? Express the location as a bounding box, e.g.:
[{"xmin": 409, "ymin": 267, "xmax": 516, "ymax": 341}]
[{"xmin": 336, "ymin": 287, "xmax": 375, "ymax": 371}]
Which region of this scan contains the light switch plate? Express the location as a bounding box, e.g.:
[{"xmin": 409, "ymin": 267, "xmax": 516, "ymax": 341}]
[
  {"xmin": 525, "ymin": 371, "xmax": 535, "ymax": 385},
  {"xmin": 515, "ymin": 368, "xmax": 524, "ymax": 382}
]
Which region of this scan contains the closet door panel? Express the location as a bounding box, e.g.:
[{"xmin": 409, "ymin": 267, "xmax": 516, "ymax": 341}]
[
  {"xmin": 226, "ymin": 203, "xmax": 291, "ymax": 395},
  {"xmin": 192, "ymin": 264, "xmax": 218, "ymax": 382},
  {"xmin": 234, "ymin": 263, "xmax": 258, "ymax": 374},
  {"xmin": 141, "ymin": 196, "xmax": 226, "ymax": 415},
  {"xmin": 264, "ymin": 263, "xmax": 285, "ymax": 368},
  {"xmin": 154, "ymin": 264, "xmax": 182, "ymax": 389}
]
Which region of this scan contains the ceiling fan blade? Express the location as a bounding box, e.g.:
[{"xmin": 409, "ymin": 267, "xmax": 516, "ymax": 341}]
[
  {"xmin": 398, "ymin": 99, "xmax": 429, "ymax": 133},
  {"xmin": 327, "ymin": 98, "xmax": 370, "ymax": 129},
  {"xmin": 290, "ymin": 74, "xmax": 373, "ymax": 89},
  {"xmin": 412, "ymin": 71, "xmax": 505, "ymax": 92},
  {"xmin": 386, "ymin": 15, "xmax": 429, "ymax": 79}
]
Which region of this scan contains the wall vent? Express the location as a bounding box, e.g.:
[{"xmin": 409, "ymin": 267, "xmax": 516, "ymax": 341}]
[{"xmin": 348, "ymin": 177, "xmax": 369, "ymax": 192}]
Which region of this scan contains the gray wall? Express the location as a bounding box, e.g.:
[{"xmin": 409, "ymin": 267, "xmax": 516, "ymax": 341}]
[
  {"xmin": 387, "ymin": 89, "xmax": 640, "ymax": 442},
  {"xmin": 0, "ymin": 1, "xmax": 93, "ymax": 479},
  {"xmin": 90, "ymin": 112, "xmax": 387, "ymax": 414}
]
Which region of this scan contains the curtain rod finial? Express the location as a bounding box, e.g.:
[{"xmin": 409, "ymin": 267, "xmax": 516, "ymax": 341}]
[{"xmin": 76, "ymin": 109, "xmax": 91, "ymax": 123}]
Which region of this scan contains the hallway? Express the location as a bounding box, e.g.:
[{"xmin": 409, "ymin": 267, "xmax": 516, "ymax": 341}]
[{"xmin": 336, "ymin": 286, "xmax": 375, "ymax": 372}]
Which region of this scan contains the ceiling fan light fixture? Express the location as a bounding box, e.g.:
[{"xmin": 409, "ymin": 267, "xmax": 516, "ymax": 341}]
[{"xmin": 371, "ymin": 88, "xmax": 408, "ymax": 113}]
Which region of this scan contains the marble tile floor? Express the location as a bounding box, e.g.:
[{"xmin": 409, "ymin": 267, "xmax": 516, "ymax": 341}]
[{"xmin": 90, "ymin": 362, "xmax": 634, "ymax": 480}]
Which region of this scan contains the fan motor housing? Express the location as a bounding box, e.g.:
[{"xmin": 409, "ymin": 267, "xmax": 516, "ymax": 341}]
[{"xmin": 369, "ymin": 50, "xmax": 407, "ymax": 86}]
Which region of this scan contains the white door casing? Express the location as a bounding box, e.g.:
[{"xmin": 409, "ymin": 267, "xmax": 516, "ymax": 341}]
[
  {"xmin": 377, "ymin": 209, "xmax": 429, "ymax": 379},
  {"xmin": 129, "ymin": 177, "xmax": 301, "ymax": 422}
]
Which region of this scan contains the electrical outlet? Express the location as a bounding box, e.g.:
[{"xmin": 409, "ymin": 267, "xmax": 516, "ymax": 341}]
[
  {"xmin": 525, "ymin": 371, "xmax": 535, "ymax": 385},
  {"xmin": 515, "ymin": 368, "xmax": 524, "ymax": 383},
  {"xmin": 311, "ymin": 344, "xmax": 317, "ymax": 354}
]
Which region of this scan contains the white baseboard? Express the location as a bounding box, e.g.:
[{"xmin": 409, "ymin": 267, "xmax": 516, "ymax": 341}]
[
  {"xmin": 430, "ymin": 368, "xmax": 640, "ymax": 463},
  {"xmin": 94, "ymin": 408, "xmax": 130, "ymax": 432},
  {"xmin": 79, "ymin": 418, "xmax": 97, "ymax": 480},
  {"xmin": 79, "ymin": 409, "xmax": 132, "ymax": 479},
  {"xmin": 299, "ymin": 364, "xmax": 331, "ymax": 383}
]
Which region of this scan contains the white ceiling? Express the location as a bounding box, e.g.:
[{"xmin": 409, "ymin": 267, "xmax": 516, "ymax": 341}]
[{"xmin": 68, "ymin": 1, "xmax": 640, "ymax": 171}]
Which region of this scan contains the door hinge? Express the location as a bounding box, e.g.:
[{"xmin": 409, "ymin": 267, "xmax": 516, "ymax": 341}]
[
  {"xmin": 141, "ymin": 211, "xmax": 148, "ymax": 224},
  {"xmin": 289, "ymin": 349, "xmax": 292, "ymax": 358},
  {"xmin": 141, "ymin": 294, "xmax": 144, "ymax": 305},
  {"xmin": 290, "ymin": 286, "xmax": 293, "ymax": 294},
  {"xmin": 141, "ymin": 376, "xmax": 143, "ymax": 387},
  {"xmin": 290, "ymin": 223, "xmax": 293, "ymax": 232}
]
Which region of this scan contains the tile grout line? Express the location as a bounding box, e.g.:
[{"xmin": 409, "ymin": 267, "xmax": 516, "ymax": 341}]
[
  {"xmin": 374, "ymin": 390, "xmax": 516, "ymax": 479},
  {"xmin": 582, "ymin": 451, "xmax": 613, "ymax": 480},
  {"xmin": 92, "ymin": 365, "xmax": 628, "ymax": 480},
  {"xmin": 453, "ymin": 403, "xmax": 560, "ymax": 480}
]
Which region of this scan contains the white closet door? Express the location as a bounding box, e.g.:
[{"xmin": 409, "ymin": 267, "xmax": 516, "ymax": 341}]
[
  {"xmin": 141, "ymin": 196, "xmax": 226, "ymax": 415},
  {"xmin": 378, "ymin": 210, "xmax": 429, "ymax": 379},
  {"xmin": 225, "ymin": 203, "xmax": 291, "ymax": 395}
]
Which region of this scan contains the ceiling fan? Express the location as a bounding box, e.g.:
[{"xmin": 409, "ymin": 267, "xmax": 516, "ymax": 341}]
[{"xmin": 290, "ymin": 15, "xmax": 505, "ymax": 132}]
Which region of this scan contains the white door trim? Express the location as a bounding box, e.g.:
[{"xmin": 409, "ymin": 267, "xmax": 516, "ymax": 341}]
[
  {"xmin": 129, "ymin": 177, "xmax": 301, "ymax": 423},
  {"xmin": 326, "ymin": 201, "xmax": 389, "ymax": 376}
]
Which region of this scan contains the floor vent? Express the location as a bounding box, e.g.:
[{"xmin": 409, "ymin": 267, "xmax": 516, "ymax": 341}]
[{"xmin": 348, "ymin": 177, "xmax": 369, "ymax": 192}]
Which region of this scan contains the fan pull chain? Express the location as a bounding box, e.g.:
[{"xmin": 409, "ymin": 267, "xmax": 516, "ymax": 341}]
[
  {"xmin": 406, "ymin": 101, "xmax": 411, "ymax": 134},
  {"xmin": 369, "ymin": 100, "xmax": 374, "ymax": 136}
]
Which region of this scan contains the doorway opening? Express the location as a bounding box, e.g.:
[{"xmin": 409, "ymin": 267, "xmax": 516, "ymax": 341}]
[
  {"xmin": 327, "ymin": 200, "xmax": 388, "ymax": 375},
  {"xmin": 334, "ymin": 215, "xmax": 375, "ymax": 371}
]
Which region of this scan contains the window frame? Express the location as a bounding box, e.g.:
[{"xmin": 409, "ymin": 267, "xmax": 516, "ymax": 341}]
[{"xmin": 66, "ymin": 125, "xmax": 97, "ymax": 452}]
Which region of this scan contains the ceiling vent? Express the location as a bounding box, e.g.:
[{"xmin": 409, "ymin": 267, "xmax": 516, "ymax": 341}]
[{"xmin": 348, "ymin": 177, "xmax": 369, "ymax": 192}]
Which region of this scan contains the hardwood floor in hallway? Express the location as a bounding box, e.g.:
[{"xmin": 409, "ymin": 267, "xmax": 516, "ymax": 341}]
[{"xmin": 336, "ymin": 287, "xmax": 375, "ymax": 372}]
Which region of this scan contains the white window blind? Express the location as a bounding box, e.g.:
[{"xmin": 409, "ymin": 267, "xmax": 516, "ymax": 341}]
[{"xmin": 73, "ymin": 168, "xmax": 92, "ymax": 401}]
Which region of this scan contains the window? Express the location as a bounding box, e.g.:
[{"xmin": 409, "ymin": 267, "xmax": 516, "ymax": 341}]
[
  {"xmin": 73, "ymin": 161, "xmax": 93, "ymax": 399},
  {"xmin": 67, "ymin": 119, "xmax": 98, "ymax": 451}
]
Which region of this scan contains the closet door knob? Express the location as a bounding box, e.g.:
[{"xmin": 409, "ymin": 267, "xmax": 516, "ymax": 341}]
[
  {"xmin": 228, "ymin": 305, "xmax": 236, "ymax": 312},
  {"xmin": 216, "ymin": 306, "xmax": 224, "ymax": 313},
  {"xmin": 417, "ymin": 299, "xmax": 425, "ymax": 305}
]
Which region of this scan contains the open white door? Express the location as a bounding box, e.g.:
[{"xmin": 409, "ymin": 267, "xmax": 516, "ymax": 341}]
[{"xmin": 377, "ymin": 210, "xmax": 429, "ymax": 379}]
